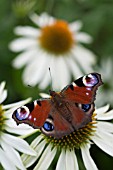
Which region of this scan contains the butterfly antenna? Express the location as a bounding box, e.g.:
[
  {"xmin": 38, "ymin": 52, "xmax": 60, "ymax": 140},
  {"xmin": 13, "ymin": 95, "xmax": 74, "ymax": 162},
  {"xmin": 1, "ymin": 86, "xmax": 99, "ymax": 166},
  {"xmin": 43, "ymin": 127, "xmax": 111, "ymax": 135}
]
[{"xmin": 49, "ymin": 67, "xmax": 53, "ymax": 90}]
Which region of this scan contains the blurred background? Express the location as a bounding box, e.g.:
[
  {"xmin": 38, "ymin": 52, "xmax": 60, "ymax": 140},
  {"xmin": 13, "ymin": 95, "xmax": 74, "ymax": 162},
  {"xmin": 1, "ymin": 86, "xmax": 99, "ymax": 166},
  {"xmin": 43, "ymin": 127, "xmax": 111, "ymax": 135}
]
[{"xmin": 0, "ymin": 0, "xmax": 113, "ymax": 169}]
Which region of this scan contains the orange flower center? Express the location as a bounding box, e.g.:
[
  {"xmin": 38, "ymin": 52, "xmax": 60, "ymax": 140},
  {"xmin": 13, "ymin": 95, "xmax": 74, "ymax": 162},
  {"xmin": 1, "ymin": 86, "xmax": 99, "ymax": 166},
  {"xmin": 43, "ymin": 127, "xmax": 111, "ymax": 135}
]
[{"xmin": 39, "ymin": 20, "xmax": 74, "ymax": 55}]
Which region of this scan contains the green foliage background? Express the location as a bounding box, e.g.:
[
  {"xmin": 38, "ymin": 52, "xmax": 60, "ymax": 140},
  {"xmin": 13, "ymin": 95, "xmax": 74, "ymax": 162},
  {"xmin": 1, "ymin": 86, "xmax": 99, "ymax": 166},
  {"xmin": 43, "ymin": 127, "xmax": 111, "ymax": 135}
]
[{"xmin": 0, "ymin": 0, "xmax": 113, "ymax": 169}]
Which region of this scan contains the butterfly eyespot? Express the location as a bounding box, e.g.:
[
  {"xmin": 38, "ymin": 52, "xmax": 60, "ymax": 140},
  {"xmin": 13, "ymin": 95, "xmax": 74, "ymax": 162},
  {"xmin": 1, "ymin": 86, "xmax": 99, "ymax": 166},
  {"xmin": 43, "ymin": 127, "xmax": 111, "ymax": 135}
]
[
  {"xmin": 81, "ymin": 104, "xmax": 91, "ymax": 112},
  {"xmin": 43, "ymin": 121, "xmax": 54, "ymax": 132},
  {"xmin": 83, "ymin": 74, "xmax": 98, "ymax": 87},
  {"xmin": 15, "ymin": 106, "xmax": 30, "ymax": 121},
  {"xmin": 77, "ymin": 103, "xmax": 91, "ymax": 112}
]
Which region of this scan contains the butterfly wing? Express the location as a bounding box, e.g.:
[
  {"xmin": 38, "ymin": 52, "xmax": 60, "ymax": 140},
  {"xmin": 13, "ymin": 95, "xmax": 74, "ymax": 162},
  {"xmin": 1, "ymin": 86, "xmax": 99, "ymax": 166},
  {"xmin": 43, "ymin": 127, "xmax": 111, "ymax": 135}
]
[
  {"xmin": 66, "ymin": 101, "xmax": 95, "ymax": 130},
  {"xmin": 40, "ymin": 107, "xmax": 74, "ymax": 139},
  {"xmin": 40, "ymin": 102, "xmax": 94, "ymax": 139},
  {"xmin": 61, "ymin": 73, "xmax": 103, "ymax": 104},
  {"xmin": 56, "ymin": 73, "xmax": 103, "ymax": 132},
  {"xmin": 12, "ymin": 99, "xmax": 51, "ymax": 128},
  {"xmin": 12, "ymin": 73, "xmax": 102, "ymax": 139}
]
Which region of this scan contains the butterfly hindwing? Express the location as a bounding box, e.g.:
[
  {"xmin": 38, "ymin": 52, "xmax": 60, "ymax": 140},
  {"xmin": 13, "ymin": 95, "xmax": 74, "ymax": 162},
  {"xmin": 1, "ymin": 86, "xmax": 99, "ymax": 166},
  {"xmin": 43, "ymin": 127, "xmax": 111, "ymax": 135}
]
[
  {"xmin": 40, "ymin": 102, "xmax": 94, "ymax": 139},
  {"xmin": 40, "ymin": 108, "xmax": 74, "ymax": 139}
]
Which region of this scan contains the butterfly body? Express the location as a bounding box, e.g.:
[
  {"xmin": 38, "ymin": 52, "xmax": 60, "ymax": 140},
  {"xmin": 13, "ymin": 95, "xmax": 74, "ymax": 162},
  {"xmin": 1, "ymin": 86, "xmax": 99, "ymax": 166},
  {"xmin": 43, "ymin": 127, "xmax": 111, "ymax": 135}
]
[
  {"xmin": 49, "ymin": 90, "xmax": 73, "ymax": 123},
  {"xmin": 12, "ymin": 73, "xmax": 103, "ymax": 139}
]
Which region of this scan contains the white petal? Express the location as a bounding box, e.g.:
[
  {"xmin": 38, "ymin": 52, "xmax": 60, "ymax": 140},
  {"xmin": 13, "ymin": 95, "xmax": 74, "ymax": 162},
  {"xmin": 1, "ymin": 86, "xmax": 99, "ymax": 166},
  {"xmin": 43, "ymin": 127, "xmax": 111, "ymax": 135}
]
[
  {"xmin": 21, "ymin": 135, "xmax": 42, "ymax": 165},
  {"xmin": 0, "ymin": 89, "xmax": 7, "ymax": 103},
  {"xmin": 76, "ymin": 32, "xmax": 93, "ymax": 44},
  {"xmin": 4, "ymin": 108, "xmax": 17, "ymax": 118},
  {"xmin": 3, "ymin": 97, "xmax": 31, "ymax": 110},
  {"xmin": 40, "ymin": 56, "xmax": 71, "ymax": 90},
  {"xmin": 23, "ymin": 51, "xmax": 49, "ymax": 86},
  {"xmin": 39, "ymin": 93, "xmax": 50, "ymax": 98},
  {"xmin": 72, "ymin": 45, "xmax": 95, "ymax": 70},
  {"xmin": 94, "ymin": 127, "xmax": 113, "ymax": 147},
  {"xmin": 30, "ymin": 12, "xmax": 55, "ymax": 27},
  {"xmin": 96, "ymin": 121, "xmax": 113, "ymax": 133},
  {"xmin": 34, "ymin": 145, "xmax": 57, "ymax": 170},
  {"xmin": 39, "ymin": 70, "xmax": 52, "ymax": 89},
  {"xmin": 92, "ymin": 133, "xmax": 113, "ymax": 157},
  {"xmin": 1, "ymin": 133, "xmax": 36, "ymax": 156},
  {"xmin": 30, "ymin": 134, "xmax": 44, "ymax": 148},
  {"xmin": 38, "ymin": 62, "xmax": 52, "ymax": 89},
  {"xmin": 66, "ymin": 150, "xmax": 79, "ymax": 170},
  {"xmin": 9, "ymin": 38, "xmax": 37, "ymax": 52},
  {"xmin": 56, "ymin": 150, "xmax": 66, "ymax": 170},
  {"xmin": 55, "ymin": 57, "xmax": 71, "ymax": 89},
  {"xmin": 21, "ymin": 135, "xmax": 45, "ymax": 165},
  {"xmin": 12, "ymin": 49, "xmax": 38, "ymax": 68},
  {"xmin": 97, "ymin": 109, "xmax": 113, "ymax": 120},
  {"xmin": 49, "ymin": 56, "xmax": 61, "ymax": 90},
  {"xmin": 81, "ymin": 144, "xmax": 98, "ymax": 170},
  {"xmin": 5, "ymin": 123, "xmax": 35, "ymax": 136},
  {"xmin": 0, "ymin": 81, "xmax": 7, "ymax": 103},
  {"xmin": 96, "ymin": 104, "xmax": 109, "ymax": 115},
  {"xmin": 65, "ymin": 54, "xmax": 83, "ymax": 78},
  {"xmin": 14, "ymin": 26, "xmax": 40, "ymax": 37},
  {"xmin": 0, "ymin": 81, "xmax": 6, "ymax": 93},
  {"xmin": 69, "ymin": 20, "xmax": 83, "ymax": 32},
  {"xmin": 23, "ymin": 139, "xmax": 46, "ymax": 168},
  {"xmin": 72, "ymin": 45, "xmax": 96, "ymax": 73},
  {"xmin": 5, "ymin": 118, "xmax": 17, "ymax": 126},
  {"xmin": 1, "ymin": 141, "xmax": 26, "ymax": 170},
  {"xmin": 38, "ymin": 55, "xmax": 55, "ymax": 89},
  {"xmin": 0, "ymin": 148, "xmax": 16, "ymax": 170}
]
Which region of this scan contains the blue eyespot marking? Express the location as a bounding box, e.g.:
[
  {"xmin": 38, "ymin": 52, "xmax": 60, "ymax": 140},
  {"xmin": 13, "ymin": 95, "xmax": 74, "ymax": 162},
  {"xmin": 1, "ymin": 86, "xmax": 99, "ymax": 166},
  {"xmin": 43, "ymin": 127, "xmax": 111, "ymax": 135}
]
[
  {"xmin": 82, "ymin": 104, "xmax": 91, "ymax": 112},
  {"xmin": 15, "ymin": 106, "xmax": 30, "ymax": 121},
  {"xmin": 83, "ymin": 74, "xmax": 98, "ymax": 87},
  {"xmin": 43, "ymin": 121, "xmax": 54, "ymax": 131}
]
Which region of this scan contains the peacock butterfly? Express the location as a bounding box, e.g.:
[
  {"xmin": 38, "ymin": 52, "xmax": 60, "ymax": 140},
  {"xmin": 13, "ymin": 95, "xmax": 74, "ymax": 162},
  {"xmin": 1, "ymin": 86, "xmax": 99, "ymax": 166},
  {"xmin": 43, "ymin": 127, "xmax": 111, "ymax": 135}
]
[{"xmin": 12, "ymin": 73, "xmax": 103, "ymax": 139}]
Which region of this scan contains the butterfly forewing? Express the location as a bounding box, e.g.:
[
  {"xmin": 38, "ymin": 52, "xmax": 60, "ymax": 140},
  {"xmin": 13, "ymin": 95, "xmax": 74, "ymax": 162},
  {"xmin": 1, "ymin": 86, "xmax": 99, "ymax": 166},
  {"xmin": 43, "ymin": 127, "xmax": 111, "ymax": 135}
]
[
  {"xmin": 61, "ymin": 73, "xmax": 103, "ymax": 104},
  {"xmin": 13, "ymin": 99, "xmax": 51, "ymax": 128}
]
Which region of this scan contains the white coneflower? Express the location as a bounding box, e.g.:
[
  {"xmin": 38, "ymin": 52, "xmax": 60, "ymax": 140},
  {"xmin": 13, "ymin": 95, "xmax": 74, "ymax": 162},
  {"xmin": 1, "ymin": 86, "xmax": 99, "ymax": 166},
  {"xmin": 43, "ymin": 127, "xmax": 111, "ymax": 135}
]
[
  {"xmin": 0, "ymin": 81, "xmax": 36, "ymax": 170},
  {"xmin": 21, "ymin": 104, "xmax": 113, "ymax": 170},
  {"xmin": 9, "ymin": 12, "xmax": 96, "ymax": 90}
]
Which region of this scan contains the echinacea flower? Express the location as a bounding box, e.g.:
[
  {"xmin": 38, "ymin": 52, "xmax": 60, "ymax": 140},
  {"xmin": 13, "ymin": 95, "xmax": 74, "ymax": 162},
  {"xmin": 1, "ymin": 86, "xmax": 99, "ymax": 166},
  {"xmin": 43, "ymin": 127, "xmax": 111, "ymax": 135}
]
[
  {"xmin": 21, "ymin": 103, "xmax": 113, "ymax": 170},
  {"xmin": 0, "ymin": 81, "xmax": 36, "ymax": 170},
  {"xmin": 95, "ymin": 57, "xmax": 113, "ymax": 107},
  {"xmin": 9, "ymin": 12, "xmax": 96, "ymax": 90}
]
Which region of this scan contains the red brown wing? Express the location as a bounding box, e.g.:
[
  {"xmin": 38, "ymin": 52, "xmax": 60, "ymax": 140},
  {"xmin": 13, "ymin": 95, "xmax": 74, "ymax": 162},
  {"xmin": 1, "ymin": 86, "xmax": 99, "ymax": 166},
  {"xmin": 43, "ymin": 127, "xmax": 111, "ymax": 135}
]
[
  {"xmin": 12, "ymin": 99, "xmax": 51, "ymax": 128},
  {"xmin": 40, "ymin": 102, "xmax": 94, "ymax": 139},
  {"xmin": 61, "ymin": 73, "xmax": 103, "ymax": 104},
  {"xmin": 40, "ymin": 107, "xmax": 74, "ymax": 139},
  {"xmin": 66, "ymin": 101, "xmax": 94, "ymax": 129}
]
